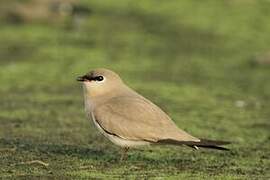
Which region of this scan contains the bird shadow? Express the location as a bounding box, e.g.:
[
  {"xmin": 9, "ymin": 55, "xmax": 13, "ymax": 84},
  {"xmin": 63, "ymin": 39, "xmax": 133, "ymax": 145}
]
[
  {"xmin": 0, "ymin": 137, "xmax": 233, "ymax": 169},
  {"xmin": 0, "ymin": 138, "xmax": 182, "ymax": 161},
  {"xmin": 0, "ymin": 138, "xmax": 105, "ymax": 160}
]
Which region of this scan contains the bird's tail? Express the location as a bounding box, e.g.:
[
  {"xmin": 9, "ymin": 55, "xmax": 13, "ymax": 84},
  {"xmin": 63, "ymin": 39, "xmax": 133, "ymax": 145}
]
[{"xmin": 157, "ymin": 138, "xmax": 230, "ymax": 151}]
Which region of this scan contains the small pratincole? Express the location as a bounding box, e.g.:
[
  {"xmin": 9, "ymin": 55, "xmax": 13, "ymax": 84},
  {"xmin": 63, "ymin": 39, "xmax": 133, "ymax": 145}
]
[{"xmin": 77, "ymin": 68, "xmax": 230, "ymax": 160}]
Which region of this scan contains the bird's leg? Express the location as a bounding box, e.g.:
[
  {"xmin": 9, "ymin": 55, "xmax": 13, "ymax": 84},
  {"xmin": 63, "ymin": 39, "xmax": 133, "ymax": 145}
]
[{"xmin": 120, "ymin": 147, "xmax": 129, "ymax": 161}]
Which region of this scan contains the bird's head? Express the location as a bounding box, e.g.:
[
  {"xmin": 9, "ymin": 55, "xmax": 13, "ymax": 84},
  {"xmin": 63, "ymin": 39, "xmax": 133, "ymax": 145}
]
[{"xmin": 77, "ymin": 68, "xmax": 124, "ymax": 98}]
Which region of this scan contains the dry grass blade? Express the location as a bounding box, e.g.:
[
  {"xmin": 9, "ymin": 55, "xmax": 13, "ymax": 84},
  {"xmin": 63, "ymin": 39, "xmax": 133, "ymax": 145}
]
[{"xmin": 16, "ymin": 160, "xmax": 49, "ymax": 168}]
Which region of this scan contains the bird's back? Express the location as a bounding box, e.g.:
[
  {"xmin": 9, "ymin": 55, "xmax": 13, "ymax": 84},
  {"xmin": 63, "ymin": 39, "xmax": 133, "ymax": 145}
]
[{"xmin": 93, "ymin": 92, "xmax": 200, "ymax": 143}]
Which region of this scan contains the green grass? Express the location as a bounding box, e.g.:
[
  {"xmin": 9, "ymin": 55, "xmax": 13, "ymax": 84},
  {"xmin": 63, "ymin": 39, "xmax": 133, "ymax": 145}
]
[{"xmin": 0, "ymin": 0, "xmax": 270, "ymax": 179}]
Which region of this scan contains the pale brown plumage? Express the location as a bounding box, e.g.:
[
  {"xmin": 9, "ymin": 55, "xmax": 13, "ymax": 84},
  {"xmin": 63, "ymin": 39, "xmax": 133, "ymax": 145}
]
[
  {"xmin": 77, "ymin": 68, "xmax": 230, "ymax": 153},
  {"xmin": 94, "ymin": 96, "xmax": 199, "ymax": 142}
]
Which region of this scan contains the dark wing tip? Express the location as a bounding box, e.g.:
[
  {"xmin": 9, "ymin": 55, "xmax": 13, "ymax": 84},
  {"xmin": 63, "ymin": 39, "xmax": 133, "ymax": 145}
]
[
  {"xmin": 199, "ymin": 138, "xmax": 231, "ymax": 145},
  {"xmin": 157, "ymin": 139, "xmax": 230, "ymax": 151}
]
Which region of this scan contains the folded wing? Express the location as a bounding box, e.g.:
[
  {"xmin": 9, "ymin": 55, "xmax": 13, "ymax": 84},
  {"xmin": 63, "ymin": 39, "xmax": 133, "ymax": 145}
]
[{"xmin": 93, "ymin": 96, "xmax": 199, "ymax": 143}]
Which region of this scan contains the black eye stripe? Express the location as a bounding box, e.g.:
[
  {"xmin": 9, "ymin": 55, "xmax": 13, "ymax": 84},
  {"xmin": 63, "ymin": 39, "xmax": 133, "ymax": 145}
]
[
  {"xmin": 83, "ymin": 75, "xmax": 104, "ymax": 81},
  {"xmin": 93, "ymin": 76, "xmax": 104, "ymax": 81}
]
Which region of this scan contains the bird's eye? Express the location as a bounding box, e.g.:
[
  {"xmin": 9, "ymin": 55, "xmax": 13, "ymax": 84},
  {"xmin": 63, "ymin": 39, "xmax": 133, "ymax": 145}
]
[{"xmin": 96, "ymin": 76, "xmax": 104, "ymax": 81}]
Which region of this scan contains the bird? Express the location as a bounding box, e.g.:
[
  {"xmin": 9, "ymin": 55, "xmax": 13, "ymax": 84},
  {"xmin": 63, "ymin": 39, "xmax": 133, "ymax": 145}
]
[{"xmin": 77, "ymin": 68, "xmax": 230, "ymax": 160}]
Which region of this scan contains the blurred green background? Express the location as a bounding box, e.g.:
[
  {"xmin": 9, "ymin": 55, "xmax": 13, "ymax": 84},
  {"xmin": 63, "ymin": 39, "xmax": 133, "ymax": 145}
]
[{"xmin": 0, "ymin": 0, "xmax": 270, "ymax": 179}]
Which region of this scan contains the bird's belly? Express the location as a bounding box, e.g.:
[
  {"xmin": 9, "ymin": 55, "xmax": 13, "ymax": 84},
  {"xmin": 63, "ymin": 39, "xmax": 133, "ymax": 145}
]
[{"xmin": 90, "ymin": 113, "xmax": 150, "ymax": 148}]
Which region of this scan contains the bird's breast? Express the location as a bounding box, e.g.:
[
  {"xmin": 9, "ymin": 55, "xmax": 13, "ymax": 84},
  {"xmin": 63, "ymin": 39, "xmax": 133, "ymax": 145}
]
[{"xmin": 84, "ymin": 96, "xmax": 94, "ymax": 119}]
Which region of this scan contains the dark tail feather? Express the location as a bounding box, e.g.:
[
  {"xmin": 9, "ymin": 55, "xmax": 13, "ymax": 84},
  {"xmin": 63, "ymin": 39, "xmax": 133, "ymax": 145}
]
[
  {"xmin": 157, "ymin": 138, "xmax": 230, "ymax": 151},
  {"xmin": 187, "ymin": 144, "xmax": 229, "ymax": 151},
  {"xmin": 199, "ymin": 138, "xmax": 231, "ymax": 145}
]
